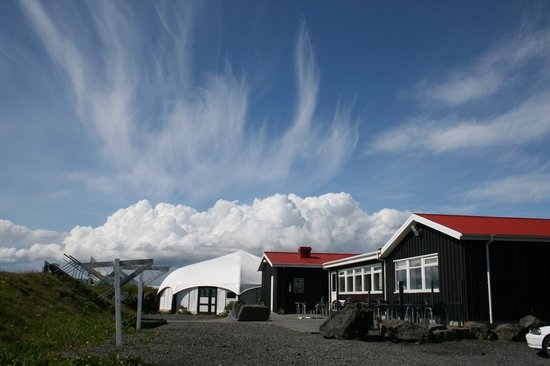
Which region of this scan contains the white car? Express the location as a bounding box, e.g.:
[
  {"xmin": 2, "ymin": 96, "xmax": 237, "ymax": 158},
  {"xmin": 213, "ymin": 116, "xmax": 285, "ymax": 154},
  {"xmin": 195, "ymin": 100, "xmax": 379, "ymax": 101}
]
[{"xmin": 526, "ymin": 325, "xmax": 550, "ymax": 357}]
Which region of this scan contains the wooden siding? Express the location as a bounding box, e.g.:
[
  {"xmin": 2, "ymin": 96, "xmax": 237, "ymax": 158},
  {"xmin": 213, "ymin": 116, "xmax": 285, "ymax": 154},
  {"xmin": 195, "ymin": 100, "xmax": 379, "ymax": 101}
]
[
  {"xmin": 268, "ymin": 267, "xmax": 328, "ymax": 314},
  {"xmin": 385, "ymin": 224, "xmax": 470, "ymax": 322},
  {"xmin": 260, "ymin": 265, "xmax": 274, "ymax": 311},
  {"xmin": 489, "ymin": 241, "xmax": 550, "ymax": 321},
  {"xmin": 462, "ymin": 240, "xmax": 489, "ymax": 321},
  {"xmin": 386, "ymin": 224, "xmax": 550, "ymax": 322},
  {"xmin": 260, "ymin": 264, "xmax": 329, "ymax": 314}
]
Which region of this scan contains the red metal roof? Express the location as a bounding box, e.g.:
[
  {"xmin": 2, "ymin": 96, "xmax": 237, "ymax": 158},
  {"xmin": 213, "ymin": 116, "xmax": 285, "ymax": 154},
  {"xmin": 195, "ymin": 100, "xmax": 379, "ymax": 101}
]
[
  {"xmin": 417, "ymin": 213, "xmax": 550, "ymax": 238},
  {"xmin": 262, "ymin": 251, "xmax": 358, "ymax": 268}
]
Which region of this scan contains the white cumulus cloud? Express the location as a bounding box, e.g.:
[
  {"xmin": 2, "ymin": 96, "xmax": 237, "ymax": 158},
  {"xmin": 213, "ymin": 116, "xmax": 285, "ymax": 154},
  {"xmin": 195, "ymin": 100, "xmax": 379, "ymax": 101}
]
[
  {"xmin": 0, "ymin": 220, "xmax": 66, "ymax": 267},
  {"xmin": 1, "ymin": 193, "xmax": 410, "ymax": 271}
]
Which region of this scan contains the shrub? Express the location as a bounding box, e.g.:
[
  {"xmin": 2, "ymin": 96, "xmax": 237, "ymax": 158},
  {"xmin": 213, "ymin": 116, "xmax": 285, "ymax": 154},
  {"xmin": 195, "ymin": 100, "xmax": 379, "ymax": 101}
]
[
  {"xmin": 176, "ymin": 306, "xmax": 191, "ymax": 315},
  {"xmin": 219, "ymin": 301, "xmax": 236, "ymax": 317}
]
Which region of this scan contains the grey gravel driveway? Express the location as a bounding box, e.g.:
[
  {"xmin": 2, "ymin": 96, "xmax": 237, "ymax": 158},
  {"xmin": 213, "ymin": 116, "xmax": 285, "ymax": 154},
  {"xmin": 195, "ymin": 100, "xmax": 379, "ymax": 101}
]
[{"xmin": 79, "ymin": 317, "xmax": 550, "ymax": 365}]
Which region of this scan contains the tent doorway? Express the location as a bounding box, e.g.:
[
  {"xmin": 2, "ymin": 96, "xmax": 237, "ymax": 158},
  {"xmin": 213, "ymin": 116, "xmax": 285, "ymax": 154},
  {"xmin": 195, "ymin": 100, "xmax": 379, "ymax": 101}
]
[{"xmin": 197, "ymin": 287, "xmax": 217, "ymax": 314}]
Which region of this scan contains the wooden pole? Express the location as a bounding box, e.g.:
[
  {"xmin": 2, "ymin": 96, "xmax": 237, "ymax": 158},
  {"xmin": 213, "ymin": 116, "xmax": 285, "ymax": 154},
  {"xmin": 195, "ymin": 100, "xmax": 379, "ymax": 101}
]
[
  {"xmin": 136, "ymin": 272, "xmax": 143, "ymax": 330},
  {"xmin": 114, "ymin": 258, "xmax": 122, "ymax": 346}
]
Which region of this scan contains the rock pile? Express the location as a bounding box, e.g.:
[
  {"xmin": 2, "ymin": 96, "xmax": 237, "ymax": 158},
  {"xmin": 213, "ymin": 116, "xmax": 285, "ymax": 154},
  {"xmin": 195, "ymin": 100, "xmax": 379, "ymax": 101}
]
[{"xmin": 378, "ymin": 314, "xmax": 543, "ymax": 343}]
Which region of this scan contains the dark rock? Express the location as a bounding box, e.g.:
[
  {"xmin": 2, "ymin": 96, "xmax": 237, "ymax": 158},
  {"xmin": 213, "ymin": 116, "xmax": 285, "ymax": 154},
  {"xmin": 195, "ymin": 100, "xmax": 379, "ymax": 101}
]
[
  {"xmin": 463, "ymin": 321, "xmax": 495, "ymax": 340},
  {"xmin": 140, "ymin": 318, "xmax": 168, "ymax": 329},
  {"xmin": 519, "ymin": 315, "xmax": 542, "ymax": 330},
  {"xmin": 237, "ymin": 305, "xmax": 270, "ymax": 321},
  {"xmin": 232, "ymin": 300, "xmax": 246, "ymax": 318},
  {"xmin": 494, "ymin": 323, "xmax": 525, "ymax": 342},
  {"xmin": 380, "ymin": 319, "xmax": 432, "ymax": 342},
  {"xmin": 433, "ymin": 327, "xmax": 474, "ymax": 342},
  {"xmin": 320, "ymin": 303, "xmax": 373, "ymax": 339},
  {"xmin": 428, "ymin": 324, "xmax": 447, "ymax": 332}
]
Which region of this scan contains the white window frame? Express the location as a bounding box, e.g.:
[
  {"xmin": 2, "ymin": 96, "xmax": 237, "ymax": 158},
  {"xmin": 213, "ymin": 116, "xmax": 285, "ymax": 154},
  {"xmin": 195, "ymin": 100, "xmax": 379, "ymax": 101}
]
[
  {"xmin": 338, "ymin": 264, "xmax": 383, "ymax": 295},
  {"xmin": 393, "ymin": 253, "xmax": 439, "ymax": 293}
]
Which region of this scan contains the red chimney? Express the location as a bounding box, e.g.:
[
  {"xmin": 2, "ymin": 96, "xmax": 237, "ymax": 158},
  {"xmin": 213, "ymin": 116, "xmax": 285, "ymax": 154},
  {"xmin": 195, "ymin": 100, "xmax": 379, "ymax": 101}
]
[{"xmin": 298, "ymin": 246, "xmax": 312, "ymax": 258}]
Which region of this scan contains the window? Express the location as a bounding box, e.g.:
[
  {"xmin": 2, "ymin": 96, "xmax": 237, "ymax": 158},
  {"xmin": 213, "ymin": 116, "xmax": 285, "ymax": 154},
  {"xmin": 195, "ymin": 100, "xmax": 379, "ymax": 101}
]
[
  {"xmin": 373, "ymin": 272, "xmax": 382, "ymax": 291},
  {"xmin": 394, "ymin": 254, "xmax": 439, "ymax": 293},
  {"xmin": 354, "ymin": 273, "xmax": 362, "ymax": 292},
  {"xmin": 338, "ymin": 264, "xmax": 383, "ymax": 294},
  {"xmin": 347, "ymin": 270, "xmax": 353, "ymax": 293},
  {"xmin": 339, "ymin": 272, "xmax": 346, "ymax": 292}
]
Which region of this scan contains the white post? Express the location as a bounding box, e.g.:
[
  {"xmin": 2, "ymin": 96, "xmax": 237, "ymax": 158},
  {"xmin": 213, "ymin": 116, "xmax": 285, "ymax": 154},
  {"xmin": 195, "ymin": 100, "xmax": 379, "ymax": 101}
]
[
  {"xmin": 485, "ymin": 238, "xmax": 494, "ymax": 324},
  {"xmin": 114, "ymin": 258, "xmax": 123, "ymax": 346},
  {"xmin": 136, "ymin": 272, "xmax": 143, "ymax": 330},
  {"xmin": 270, "ymin": 275, "xmax": 274, "ymax": 312}
]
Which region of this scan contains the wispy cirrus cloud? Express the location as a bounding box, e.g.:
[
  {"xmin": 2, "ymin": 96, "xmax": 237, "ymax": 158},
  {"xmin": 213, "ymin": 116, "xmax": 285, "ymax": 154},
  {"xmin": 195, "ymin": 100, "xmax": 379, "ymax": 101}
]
[
  {"xmin": 365, "ymin": 18, "xmax": 550, "ymax": 210},
  {"xmin": 368, "ymin": 90, "xmax": 550, "ymax": 154},
  {"xmin": 463, "ymin": 173, "xmax": 550, "ymax": 203},
  {"xmin": 20, "ymin": 2, "xmax": 358, "ymax": 202},
  {"xmin": 416, "ymin": 29, "xmax": 550, "ymax": 107},
  {"xmin": 368, "ymin": 23, "xmax": 550, "ymax": 155}
]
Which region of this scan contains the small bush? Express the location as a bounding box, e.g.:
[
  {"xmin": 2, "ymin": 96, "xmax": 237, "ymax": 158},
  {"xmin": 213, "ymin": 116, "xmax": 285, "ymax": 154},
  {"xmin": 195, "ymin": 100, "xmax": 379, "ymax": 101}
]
[
  {"xmin": 237, "ymin": 305, "xmax": 270, "ymax": 321},
  {"xmin": 219, "ymin": 301, "xmax": 236, "ymax": 317},
  {"xmin": 176, "ymin": 306, "xmax": 191, "ymax": 315}
]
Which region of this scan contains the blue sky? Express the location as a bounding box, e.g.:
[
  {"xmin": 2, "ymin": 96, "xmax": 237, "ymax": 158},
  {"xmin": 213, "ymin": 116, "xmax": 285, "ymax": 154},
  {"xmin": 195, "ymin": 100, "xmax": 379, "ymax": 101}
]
[{"xmin": 1, "ymin": 1, "xmax": 550, "ymax": 270}]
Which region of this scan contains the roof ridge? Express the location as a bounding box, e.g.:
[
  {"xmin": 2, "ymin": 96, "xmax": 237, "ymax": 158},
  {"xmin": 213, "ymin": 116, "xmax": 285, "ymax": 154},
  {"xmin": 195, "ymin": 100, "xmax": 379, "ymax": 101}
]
[{"xmin": 416, "ymin": 212, "xmax": 550, "ymax": 221}]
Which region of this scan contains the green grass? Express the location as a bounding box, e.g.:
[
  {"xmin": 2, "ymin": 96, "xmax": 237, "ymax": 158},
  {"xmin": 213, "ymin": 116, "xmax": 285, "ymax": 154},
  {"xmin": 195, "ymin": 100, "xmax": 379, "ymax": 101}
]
[{"xmin": 0, "ymin": 271, "xmax": 139, "ymax": 365}]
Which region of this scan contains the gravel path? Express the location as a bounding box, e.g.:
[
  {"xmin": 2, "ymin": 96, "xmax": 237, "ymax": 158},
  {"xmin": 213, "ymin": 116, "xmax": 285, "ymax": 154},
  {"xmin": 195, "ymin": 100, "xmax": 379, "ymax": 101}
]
[{"xmin": 77, "ymin": 318, "xmax": 549, "ymax": 365}]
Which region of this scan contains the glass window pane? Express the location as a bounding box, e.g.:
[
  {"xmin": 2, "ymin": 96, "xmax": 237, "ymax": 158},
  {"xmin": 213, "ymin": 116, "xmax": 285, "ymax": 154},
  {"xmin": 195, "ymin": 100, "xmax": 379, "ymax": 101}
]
[
  {"xmin": 364, "ymin": 274, "xmax": 372, "ymax": 291},
  {"xmin": 372, "ymin": 273, "xmax": 380, "ymax": 291},
  {"xmin": 425, "ymin": 266, "xmax": 439, "ymax": 289},
  {"xmin": 410, "ymin": 258, "xmax": 421, "ymax": 267},
  {"xmin": 395, "ymin": 261, "xmax": 407, "ymax": 270},
  {"xmin": 355, "ymin": 275, "xmax": 362, "ymax": 292},
  {"xmin": 425, "ymin": 257, "xmax": 438, "ymax": 265},
  {"xmin": 410, "ymin": 267, "xmax": 422, "ymax": 289},
  {"xmin": 346, "ymin": 276, "xmax": 353, "ymax": 292},
  {"xmin": 339, "ymin": 276, "xmax": 346, "ymax": 292},
  {"xmin": 396, "ymin": 269, "xmax": 407, "ymax": 290}
]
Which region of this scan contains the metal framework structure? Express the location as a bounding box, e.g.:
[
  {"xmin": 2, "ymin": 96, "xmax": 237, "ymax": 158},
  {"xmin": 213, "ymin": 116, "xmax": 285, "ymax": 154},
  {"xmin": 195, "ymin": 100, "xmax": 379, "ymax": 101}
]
[{"xmin": 44, "ymin": 254, "xmax": 169, "ymax": 346}]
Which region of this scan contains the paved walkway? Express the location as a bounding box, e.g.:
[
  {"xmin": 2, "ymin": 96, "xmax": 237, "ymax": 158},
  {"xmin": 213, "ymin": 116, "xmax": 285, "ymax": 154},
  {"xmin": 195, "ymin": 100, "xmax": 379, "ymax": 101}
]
[
  {"xmin": 268, "ymin": 313, "xmax": 327, "ymax": 334},
  {"xmin": 145, "ymin": 312, "xmax": 328, "ymax": 334}
]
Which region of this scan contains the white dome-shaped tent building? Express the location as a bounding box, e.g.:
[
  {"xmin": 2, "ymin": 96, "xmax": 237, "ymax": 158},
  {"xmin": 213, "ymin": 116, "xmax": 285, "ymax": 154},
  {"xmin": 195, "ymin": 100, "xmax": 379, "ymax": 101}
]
[{"xmin": 157, "ymin": 251, "xmax": 262, "ymax": 314}]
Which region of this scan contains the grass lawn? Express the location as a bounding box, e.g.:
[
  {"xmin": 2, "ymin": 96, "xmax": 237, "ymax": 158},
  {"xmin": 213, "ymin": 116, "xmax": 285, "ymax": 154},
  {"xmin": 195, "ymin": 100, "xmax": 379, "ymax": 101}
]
[{"xmin": 0, "ymin": 271, "xmax": 139, "ymax": 365}]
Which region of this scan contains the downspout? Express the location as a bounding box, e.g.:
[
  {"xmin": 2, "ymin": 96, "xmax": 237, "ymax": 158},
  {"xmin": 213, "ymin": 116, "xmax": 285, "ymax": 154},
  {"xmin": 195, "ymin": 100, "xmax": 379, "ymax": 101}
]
[
  {"xmin": 485, "ymin": 236, "xmax": 494, "ymax": 324},
  {"xmin": 378, "ymin": 251, "xmax": 387, "ymax": 302}
]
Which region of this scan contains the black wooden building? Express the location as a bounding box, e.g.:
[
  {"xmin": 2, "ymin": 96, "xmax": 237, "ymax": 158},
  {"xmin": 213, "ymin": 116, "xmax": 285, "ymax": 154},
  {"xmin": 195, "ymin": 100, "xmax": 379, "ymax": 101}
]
[
  {"xmin": 325, "ymin": 213, "xmax": 550, "ymax": 323},
  {"xmin": 258, "ymin": 247, "xmax": 355, "ymax": 314}
]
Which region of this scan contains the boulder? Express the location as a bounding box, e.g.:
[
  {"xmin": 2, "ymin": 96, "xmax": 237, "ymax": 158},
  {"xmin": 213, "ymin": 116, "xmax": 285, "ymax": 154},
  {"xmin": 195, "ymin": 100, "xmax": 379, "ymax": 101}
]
[
  {"xmin": 237, "ymin": 305, "xmax": 270, "ymax": 321},
  {"xmin": 494, "ymin": 323, "xmax": 525, "ymax": 342},
  {"xmin": 463, "ymin": 321, "xmax": 495, "ymax": 340},
  {"xmin": 380, "ymin": 319, "xmax": 432, "ymax": 342},
  {"xmin": 432, "ymin": 327, "xmax": 474, "ymax": 342},
  {"xmin": 320, "ymin": 303, "xmax": 373, "ymax": 339},
  {"xmin": 519, "ymin": 315, "xmax": 542, "ymax": 330}
]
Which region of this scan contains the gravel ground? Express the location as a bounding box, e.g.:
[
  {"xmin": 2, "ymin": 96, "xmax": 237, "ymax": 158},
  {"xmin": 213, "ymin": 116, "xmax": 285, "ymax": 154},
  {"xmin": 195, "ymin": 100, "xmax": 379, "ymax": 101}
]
[{"xmin": 75, "ymin": 318, "xmax": 550, "ymax": 366}]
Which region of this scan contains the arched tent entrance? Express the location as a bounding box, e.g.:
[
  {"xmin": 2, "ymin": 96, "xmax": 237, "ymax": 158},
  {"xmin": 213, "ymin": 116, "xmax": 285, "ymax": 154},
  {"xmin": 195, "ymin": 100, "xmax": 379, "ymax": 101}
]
[{"xmin": 157, "ymin": 251, "xmax": 262, "ymax": 314}]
